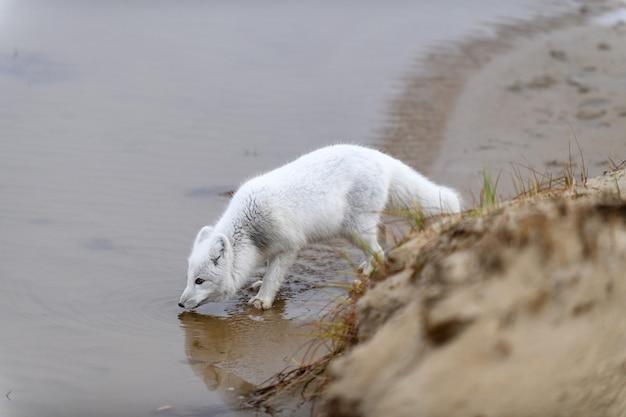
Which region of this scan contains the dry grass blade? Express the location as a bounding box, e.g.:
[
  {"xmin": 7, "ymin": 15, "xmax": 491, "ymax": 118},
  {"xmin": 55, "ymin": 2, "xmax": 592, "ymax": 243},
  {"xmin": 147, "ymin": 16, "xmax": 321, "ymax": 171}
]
[
  {"xmin": 607, "ymin": 157, "xmax": 626, "ymax": 174},
  {"xmin": 566, "ymin": 122, "xmax": 588, "ymax": 185}
]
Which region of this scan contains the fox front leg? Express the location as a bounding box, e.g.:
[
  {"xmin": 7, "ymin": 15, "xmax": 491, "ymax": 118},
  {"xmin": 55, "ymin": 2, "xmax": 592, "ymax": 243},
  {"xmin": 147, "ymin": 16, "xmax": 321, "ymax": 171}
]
[{"xmin": 248, "ymin": 252, "xmax": 297, "ymax": 310}]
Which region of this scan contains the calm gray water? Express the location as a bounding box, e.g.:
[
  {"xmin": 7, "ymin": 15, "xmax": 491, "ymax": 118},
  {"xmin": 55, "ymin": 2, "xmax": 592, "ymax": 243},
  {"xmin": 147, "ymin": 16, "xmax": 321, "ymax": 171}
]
[{"xmin": 0, "ymin": 1, "xmax": 577, "ymax": 416}]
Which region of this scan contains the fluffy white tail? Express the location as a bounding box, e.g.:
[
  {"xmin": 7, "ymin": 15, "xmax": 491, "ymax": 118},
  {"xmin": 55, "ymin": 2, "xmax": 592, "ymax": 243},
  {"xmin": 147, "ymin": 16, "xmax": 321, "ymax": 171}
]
[{"xmin": 387, "ymin": 161, "xmax": 461, "ymax": 215}]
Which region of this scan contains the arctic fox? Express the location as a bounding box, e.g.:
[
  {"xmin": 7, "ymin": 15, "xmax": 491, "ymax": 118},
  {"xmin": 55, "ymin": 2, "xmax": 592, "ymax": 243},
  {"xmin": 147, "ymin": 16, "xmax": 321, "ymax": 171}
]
[{"xmin": 178, "ymin": 144, "xmax": 461, "ymax": 310}]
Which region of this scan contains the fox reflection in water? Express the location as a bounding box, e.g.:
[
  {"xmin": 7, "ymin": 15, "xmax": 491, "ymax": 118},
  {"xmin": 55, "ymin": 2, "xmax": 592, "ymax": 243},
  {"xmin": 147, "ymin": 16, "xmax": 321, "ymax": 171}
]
[{"xmin": 178, "ymin": 303, "xmax": 314, "ymax": 406}]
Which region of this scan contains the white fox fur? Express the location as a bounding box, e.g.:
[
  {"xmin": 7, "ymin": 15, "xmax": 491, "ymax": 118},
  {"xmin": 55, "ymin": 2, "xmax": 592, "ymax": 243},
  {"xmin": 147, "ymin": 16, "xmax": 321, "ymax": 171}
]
[{"xmin": 179, "ymin": 144, "xmax": 461, "ymax": 310}]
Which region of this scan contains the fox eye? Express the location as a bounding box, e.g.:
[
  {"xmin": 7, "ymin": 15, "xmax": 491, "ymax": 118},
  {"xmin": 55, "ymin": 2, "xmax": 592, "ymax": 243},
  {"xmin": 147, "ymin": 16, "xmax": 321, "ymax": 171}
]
[{"xmin": 194, "ymin": 278, "xmax": 205, "ymax": 285}]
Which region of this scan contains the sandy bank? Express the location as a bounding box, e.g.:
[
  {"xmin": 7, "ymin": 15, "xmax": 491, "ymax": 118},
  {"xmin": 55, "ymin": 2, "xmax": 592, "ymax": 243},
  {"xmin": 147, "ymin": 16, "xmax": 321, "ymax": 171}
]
[{"xmin": 322, "ymin": 168, "xmax": 626, "ymax": 417}]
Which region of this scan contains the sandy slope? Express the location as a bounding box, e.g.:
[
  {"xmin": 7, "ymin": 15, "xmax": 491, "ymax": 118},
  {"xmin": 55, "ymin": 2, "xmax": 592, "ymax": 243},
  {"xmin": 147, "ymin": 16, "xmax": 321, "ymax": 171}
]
[{"xmin": 322, "ymin": 169, "xmax": 626, "ymax": 417}]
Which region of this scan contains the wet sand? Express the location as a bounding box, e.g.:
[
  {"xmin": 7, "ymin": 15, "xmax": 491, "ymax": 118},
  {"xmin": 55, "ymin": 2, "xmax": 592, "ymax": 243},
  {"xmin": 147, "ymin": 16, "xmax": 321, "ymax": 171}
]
[
  {"xmin": 381, "ymin": 0, "xmax": 626, "ymax": 200},
  {"xmin": 433, "ymin": 18, "xmax": 626, "ymax": 198}
]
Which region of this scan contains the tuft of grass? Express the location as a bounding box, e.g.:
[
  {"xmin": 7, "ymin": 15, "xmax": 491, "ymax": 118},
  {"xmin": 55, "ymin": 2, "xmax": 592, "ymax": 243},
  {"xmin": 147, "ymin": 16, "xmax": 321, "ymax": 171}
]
[
  {"xmin": 607, "ymin": 157, "xmax": 626, "ymax": 174},
  {"xmin": 567, "ymin": 123, "xmax": 588, "ymax": 186},
  {"xmin": 510, "ymin": 162, "xmax": 564, "ymax": 200},
  {"xmin": 563, "ymin": 142, "xmax": 577, "ymax": 188},
  {"xmin": 560, "ymin": 132, "xmax": 589, "ymax": 189},
  {"xmin": 479, "ymin": 170, "xmax": 500, "ymax": 210},
  {"xmin": 383, "ymin": 206, "xmax": 426, "ymax": 233},
  {"xmin": 407, "ymin": 208, "xmax": 425, "ymax": 232}
]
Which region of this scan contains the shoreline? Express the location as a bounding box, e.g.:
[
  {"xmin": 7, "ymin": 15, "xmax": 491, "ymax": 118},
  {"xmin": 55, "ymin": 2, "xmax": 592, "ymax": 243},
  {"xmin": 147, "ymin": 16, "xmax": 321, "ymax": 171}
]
[{"xmin": 379, "ymin": 0, "xmax": 624, "ymax": 200}]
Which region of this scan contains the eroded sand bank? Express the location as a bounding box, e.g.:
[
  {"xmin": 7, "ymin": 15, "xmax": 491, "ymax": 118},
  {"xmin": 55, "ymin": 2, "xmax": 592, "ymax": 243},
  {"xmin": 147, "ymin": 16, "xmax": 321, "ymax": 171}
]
[{"xmin": 323, "ymin": 169, "xmax": 626, "ymax": 417}]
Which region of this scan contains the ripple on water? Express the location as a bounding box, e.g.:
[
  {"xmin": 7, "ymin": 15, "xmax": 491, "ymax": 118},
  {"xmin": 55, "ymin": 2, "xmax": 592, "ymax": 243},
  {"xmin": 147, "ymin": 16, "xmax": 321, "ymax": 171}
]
[{"xmin": 0, "ymin": 50, "xmax": 73, "ymax": 84}]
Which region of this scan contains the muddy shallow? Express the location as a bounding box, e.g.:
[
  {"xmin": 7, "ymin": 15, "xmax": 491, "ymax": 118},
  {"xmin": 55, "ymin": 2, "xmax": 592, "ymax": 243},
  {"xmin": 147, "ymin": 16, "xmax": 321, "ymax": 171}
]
[{"xmin": 0, "ymin": 1, "xmax": 595, "ymax": 416}]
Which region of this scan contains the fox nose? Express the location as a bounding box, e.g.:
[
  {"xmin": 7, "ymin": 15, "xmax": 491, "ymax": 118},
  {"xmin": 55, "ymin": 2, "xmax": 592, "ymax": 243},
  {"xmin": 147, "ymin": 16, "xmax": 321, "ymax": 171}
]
[{"xmin": 178, "ymin": 302, "xmax": 185, "ymax": 308}]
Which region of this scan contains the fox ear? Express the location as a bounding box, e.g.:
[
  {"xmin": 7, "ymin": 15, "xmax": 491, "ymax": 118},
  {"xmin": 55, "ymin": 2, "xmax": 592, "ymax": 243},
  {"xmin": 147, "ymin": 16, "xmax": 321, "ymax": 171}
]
[
  {"xmin": 193, "ymin": 225, "xmax": 214, "ymax": 247},
  {"xmin": 209, "ymin": 233, "xmax": 230, "ymax": 260}
]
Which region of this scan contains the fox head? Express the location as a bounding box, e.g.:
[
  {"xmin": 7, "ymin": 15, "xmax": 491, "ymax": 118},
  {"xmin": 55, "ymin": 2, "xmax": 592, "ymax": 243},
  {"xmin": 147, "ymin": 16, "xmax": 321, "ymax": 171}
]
[{"xmin": 178, "ymin": 226, "xmax": 233, "ymax": 309}]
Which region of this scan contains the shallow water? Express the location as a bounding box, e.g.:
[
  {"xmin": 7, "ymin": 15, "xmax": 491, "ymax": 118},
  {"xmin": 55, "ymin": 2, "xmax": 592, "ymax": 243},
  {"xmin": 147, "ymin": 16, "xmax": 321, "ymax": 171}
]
[{"xmin": 0, "ymin": 1, "xmax": 579, "ymax": 416}]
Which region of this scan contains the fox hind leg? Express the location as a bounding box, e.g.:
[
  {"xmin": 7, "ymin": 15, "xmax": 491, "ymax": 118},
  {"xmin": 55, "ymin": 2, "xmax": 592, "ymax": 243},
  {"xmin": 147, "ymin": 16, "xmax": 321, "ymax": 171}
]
[
  {"xmin": 344, "ymin": 214, "xmax": 385, "ymax": 276},
  {"xmin": 357, "ymin": 233, "xmax": 384, "ymax": 276}
]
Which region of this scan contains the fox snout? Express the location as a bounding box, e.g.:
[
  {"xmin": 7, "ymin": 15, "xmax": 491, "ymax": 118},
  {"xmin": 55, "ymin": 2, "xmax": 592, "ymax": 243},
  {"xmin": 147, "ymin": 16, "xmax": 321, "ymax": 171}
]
[
  {"xmin": 178, "ymin": 295, "xmax": 198, "ymax": 310},
  {"xmin": 179, "ymin": 287, "xmax": 218, "ymax": 309},
  {"xmin": 178, "ymin": 288, "xmax": 195, "ymax": 309}
]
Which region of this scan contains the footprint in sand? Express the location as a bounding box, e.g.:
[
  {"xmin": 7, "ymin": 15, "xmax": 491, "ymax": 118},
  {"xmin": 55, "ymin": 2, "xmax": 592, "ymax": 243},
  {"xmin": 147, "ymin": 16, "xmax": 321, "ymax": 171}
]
[{"xmin": 576, "ymin": 97, "xmax": 610, "ymax": 120}]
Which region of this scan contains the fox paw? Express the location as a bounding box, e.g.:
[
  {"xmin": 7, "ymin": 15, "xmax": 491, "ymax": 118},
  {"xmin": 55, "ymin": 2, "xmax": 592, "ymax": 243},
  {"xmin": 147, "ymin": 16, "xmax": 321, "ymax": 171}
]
[
  {"xmin": 358, "ymin": 261, "xmax": 375, "ymax": 276},
  {"xmin": 248, "ymin": 295, "xmax": 272, "ymax": 310}
]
